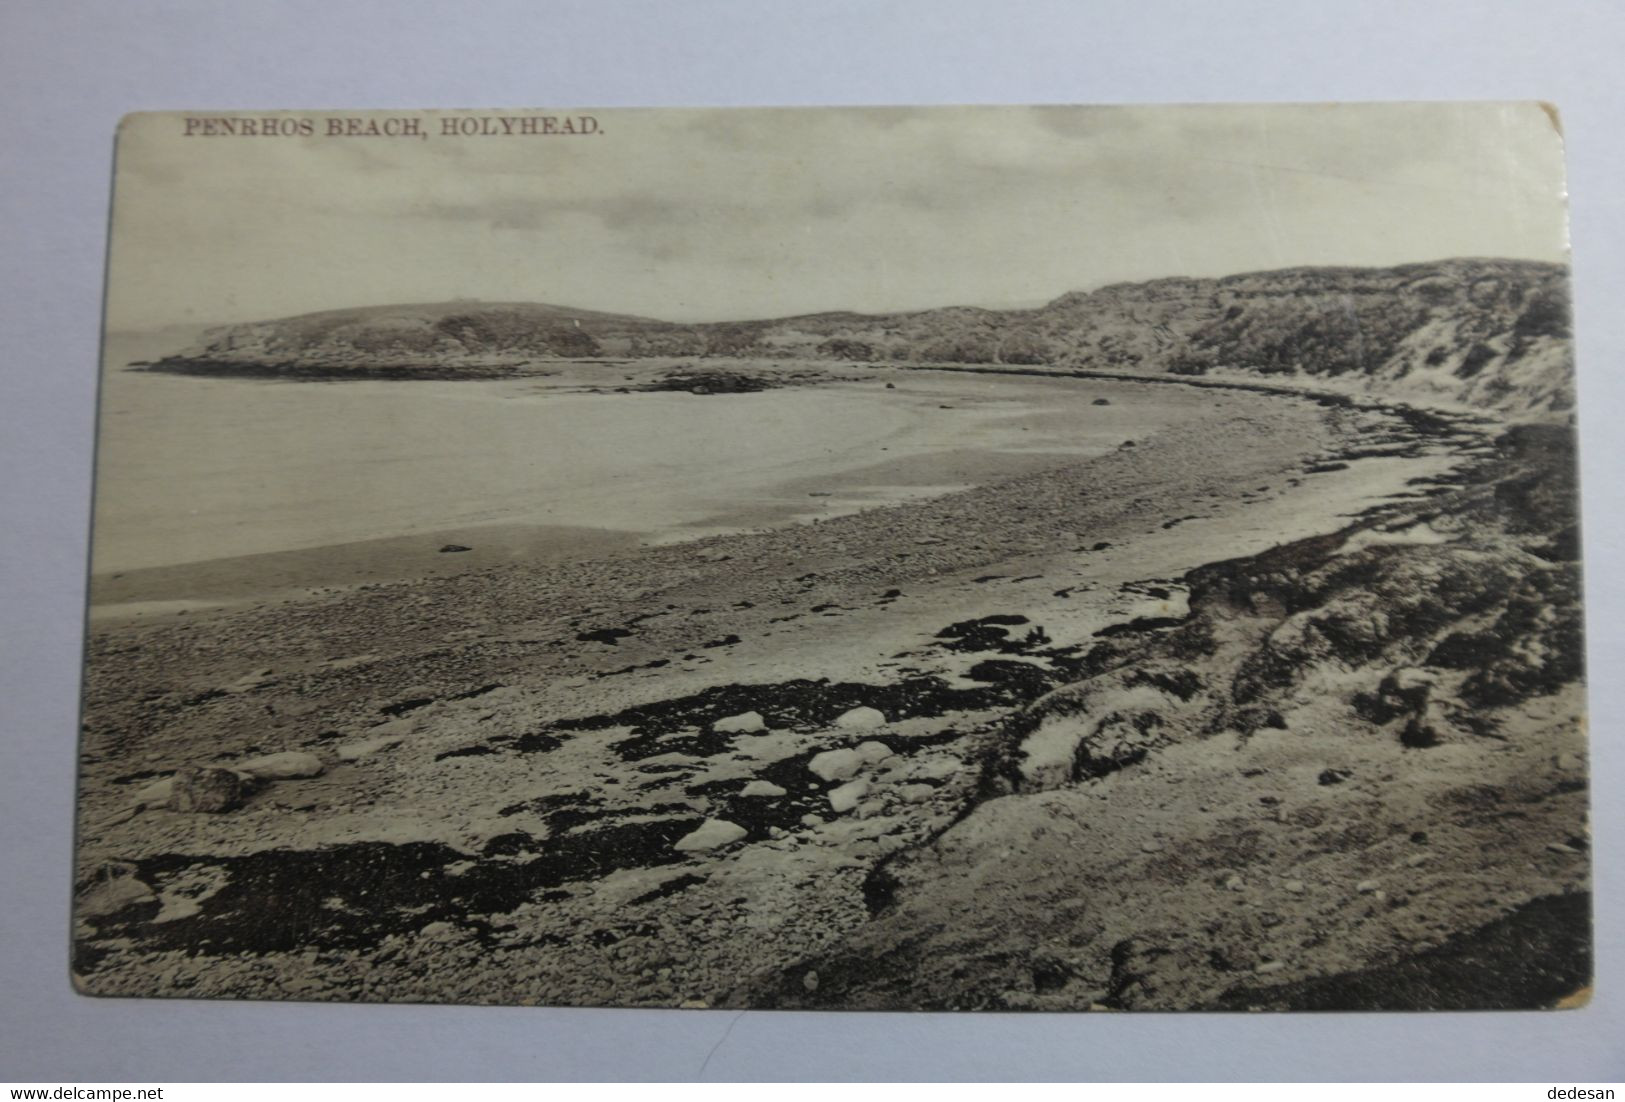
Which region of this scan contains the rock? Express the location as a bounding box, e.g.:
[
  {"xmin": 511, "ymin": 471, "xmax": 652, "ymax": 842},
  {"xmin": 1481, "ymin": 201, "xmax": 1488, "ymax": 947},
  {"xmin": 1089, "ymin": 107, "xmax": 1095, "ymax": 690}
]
[
  {"xmin": 828, "ymin": 779, "xmax": 870, "ymax": 814},
  {"xmin": 1556, "ymin": 751, "xmax": 1585, "ymax": 771},
  {"xmin": 167, "ymin": 766, "xmax": 251, "ymax": 813},
  {"xmin": 1400, "ymin": 715, "xmax": 1440, "ymax": 749},
  {"xmin": 833, "ymin": 706, "xmax": 887, "ymax": 730},
  {"xmin": 335, "ymin": 735, "xmax": 405, "ymax": 761},
  {"xmin": 854, "ymin": 740, "xmax": 895, "ymax": 765},
  {"xmin": 1092, "ymin": 397, "xmax": 1111, "ymax": 406},
  {"xmin": 740, "ymin": 780, "xmax": 787, "ymax": 797},
  {"xmin": 1283, "ymin": 879, "xmax": 1306, "ymax": 894},
  {"xmin": 131, "ymin": 776, "xmax": 175, "ymax": 807},
  {"xmin": 1317, "ymin": 768, "xmax": 1351, "ymax": 786},
  {"xmin": 799, "ymin": 814, "xmax": 823, "ymax": 828},
  {"xmin": 1255, "ymin": 960, "xmax": 1287, "ymax": 975},
  {"xmin": 1356, "ymin": 879, "xmax": 1380, "ymax": 893},
  {"xmin": 439, "ymin": 544, "xmax": 471, "ymax": 553},
  {"xmin": 77, "ymin": 861, "xmax": 156, "ymax": 920},
  {"xmin": 1140, "ymin": 839, "xmax": 1165, "ymax": 853},
  {"xmin": 673, "ymin": 819, "xmax": 748, "ymax": 852},
  {"xmin": 802, "ymin": 969, "xmax": 820, "ymax": 992},
  {"xmin": 1546, "ymin": 842, "xmax": 1581, "ymax": 855},
  {"xmin": 897, "ymin": 784, "xmax": 935, "ymax": 804},
  {"xmin": 808, "ymin": 748, "xmax": 864, "ymax": 782},
  {"xmin": 1224, "ymin": 874, "xmax": 1245, "ymax": 892},
  {"xmin": 1404, "ymin": 853, "xmax": 1430, "ymax": 868},
  {"xmin": 713, "ymin": 711, "xmax": 766, "ymax": 734},
  {"xmin": 236, "ymin": 751, "xmax": 324, "ymax": 780}
]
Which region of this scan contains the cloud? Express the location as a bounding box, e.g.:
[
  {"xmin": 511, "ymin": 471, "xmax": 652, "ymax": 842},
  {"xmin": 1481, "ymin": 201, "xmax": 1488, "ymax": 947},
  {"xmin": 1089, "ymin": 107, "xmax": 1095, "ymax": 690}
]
[{"xmin": 106, "ymin": 104, "xmax": 1569, "ymax": 330}]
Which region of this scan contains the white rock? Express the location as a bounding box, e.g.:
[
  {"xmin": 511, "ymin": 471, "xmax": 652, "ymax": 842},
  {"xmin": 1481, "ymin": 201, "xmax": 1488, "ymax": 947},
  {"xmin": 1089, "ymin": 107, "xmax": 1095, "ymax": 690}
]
[
  {"xmin": 713, "ymin": 711, "xmax": 765, "ymax": 734},
  {"xmin": 740, "ymin": 780, "xmax": 787, "ymax": 797},
  {"xmin": 855, "ymin": 740, "xmax": 895, "ymax": 764},
  {"xmin": 907, "ymin": 757, "xmax": 961, "ymax": 781},
  {"xmin": 808, "ymin": 748, "xmax": 864, "ymax": 782},
  {"xmin": 833, "ymin": 706, "xmax": 887, "ymax": 730},
  {"xmin": 1283, "ymin": 879, "xmax": 1306, "ymax": 894},
  {"xmin": 1224, "ymin": 874, "xmax": 1246, "ymax": 892},
  {"xmin": 236, "ymin": 751, "xmax": 325, "ymax": 779},
  {"xmin": 1356, "ymin": 879, "xmax": 1380, "ymax": 893},
  {"xmin": 898, "ymin": 784, "xmax": 936, "ymax": 804},
  {"xmin": 673, "ymin": 819, "xmax": 748, "ymax": 852},
  {"xmin": 1255, "ymin": 960, "xmax": 1287, "ymax": 975},
  {"xmin": 335, "ymin": 735, "xmax": 405, "ymax": 761},
  {"xmin": 828, "ymin": 779, "xmax": 871, "ymax": 814},
  {"xmin": 131, "ymin": 777, "xmax": 175, "ymax": 806}
]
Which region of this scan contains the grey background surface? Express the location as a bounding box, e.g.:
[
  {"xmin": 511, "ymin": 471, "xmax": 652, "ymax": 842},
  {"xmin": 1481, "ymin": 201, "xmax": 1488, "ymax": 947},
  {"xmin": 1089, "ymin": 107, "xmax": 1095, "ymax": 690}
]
[{"xmin": 1, "ymin": 0, "xmax": 1620, "ymax": 1082}]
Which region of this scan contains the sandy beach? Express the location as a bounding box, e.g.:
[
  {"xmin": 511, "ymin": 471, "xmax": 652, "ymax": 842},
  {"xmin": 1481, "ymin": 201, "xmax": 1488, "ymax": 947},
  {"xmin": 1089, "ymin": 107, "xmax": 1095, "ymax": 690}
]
[{"xmin": 72, "ymin": 358, "xmax": 1586, "ymax": 1009}]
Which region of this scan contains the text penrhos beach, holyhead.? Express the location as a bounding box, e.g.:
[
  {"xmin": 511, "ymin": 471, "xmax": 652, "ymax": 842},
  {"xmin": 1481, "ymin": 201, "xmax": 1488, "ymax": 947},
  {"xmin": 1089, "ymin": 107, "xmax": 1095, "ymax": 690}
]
[{"xmin": 73, "ymin": 105, "xmax": 1590, "ymax": 1011}]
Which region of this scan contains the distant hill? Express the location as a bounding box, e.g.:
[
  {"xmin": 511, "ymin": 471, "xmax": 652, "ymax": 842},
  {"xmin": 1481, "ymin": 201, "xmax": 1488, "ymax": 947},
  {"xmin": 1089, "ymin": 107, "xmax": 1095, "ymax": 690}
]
[{"xmin": 141, "ymin": 259, "xmax": 1574, "ymax": 415}]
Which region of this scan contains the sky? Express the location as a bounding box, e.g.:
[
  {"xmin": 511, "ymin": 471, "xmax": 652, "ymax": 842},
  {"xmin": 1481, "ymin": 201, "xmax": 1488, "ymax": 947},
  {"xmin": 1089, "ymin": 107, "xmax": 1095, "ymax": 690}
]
[{"xmin": 105, "ymin": 102, "xmax": 1571, "ymax": 331}]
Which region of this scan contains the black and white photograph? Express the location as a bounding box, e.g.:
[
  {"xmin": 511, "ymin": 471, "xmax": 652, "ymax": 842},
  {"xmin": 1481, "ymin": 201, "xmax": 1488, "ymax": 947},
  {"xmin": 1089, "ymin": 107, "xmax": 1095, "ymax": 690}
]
[{"xmin": 72, "ymin": 102, "xmax": 1589, "ymax": 1012}]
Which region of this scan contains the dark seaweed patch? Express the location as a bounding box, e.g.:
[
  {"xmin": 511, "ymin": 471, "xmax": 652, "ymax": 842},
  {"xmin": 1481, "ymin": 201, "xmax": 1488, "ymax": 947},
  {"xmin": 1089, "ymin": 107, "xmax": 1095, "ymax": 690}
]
[
  {"xmin": 552, "ymin": 672, "xmax": 1045, "ymax": 744},
  {"xmin": 379, "ymin": 696, "xmax": 434, "ymax": 717},
  {"xmin": 628, "ymin": 873, "xmax": 707, "ymax": 906},
  {"xmin": 82, "ymin": 817, "xmax": 706, "ymax": 964},
  {"xmin": 576, "ymin": 628, "xmax": 632, "ymax": 646},
  {"xmin": 435, "ymin": 744, "xmax": 497, "ymax": 761}
]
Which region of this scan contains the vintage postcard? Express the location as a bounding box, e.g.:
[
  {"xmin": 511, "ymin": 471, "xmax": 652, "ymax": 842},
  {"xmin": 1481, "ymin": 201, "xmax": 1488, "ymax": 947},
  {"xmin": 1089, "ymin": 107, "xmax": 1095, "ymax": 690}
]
[{"xmin": 75, "ymin": 104, "xmax": 1589, "ymax": 1010}]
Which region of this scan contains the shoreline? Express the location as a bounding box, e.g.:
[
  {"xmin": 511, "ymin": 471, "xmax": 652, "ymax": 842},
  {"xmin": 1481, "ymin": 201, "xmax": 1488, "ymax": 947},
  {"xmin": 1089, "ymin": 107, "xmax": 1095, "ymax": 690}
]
[{"xmin": 71, "ymin": 371, "xmax": 1587, "ymax": 1010}]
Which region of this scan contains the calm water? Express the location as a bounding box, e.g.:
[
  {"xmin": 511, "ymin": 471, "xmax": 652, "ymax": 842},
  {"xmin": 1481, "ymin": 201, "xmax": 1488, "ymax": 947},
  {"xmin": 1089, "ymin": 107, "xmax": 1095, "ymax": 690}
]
[{"xmin": 89, "ymin": 359, "xmax": 1210, "ymax": 576}]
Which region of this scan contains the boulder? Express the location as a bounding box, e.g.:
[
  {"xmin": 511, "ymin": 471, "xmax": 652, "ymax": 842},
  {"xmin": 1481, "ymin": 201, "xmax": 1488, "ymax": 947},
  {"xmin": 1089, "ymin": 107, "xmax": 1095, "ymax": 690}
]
[
  {"xmin": 713, "ymin": 711, "xmax": 766, "ymax": 734},
  {"xmin": 131, "ymin": 776, "xmax": 175, "ymax": 807},
  {"xmin": 236, "ymin": 751, "xmax": 325, "ymax": 780},
  {"xmin": 739, "ymin": 780, "xmax": 788, "ymax": 797},
  {"xmin": 833, "ymin": 706, "xmax": 887, "ymax": 730},
  {"xmin": 673, "ymin": 819, "xmax": 748, "ymax": 852},
  {"xmin": 897, "ymin": 783, "xmax": 936, "ymax": 804},
  {"xmin": 828, "ymin": 779, "xmax": 871, "ymax": 814},
  {"xmin": 167, "ymin": 766, "xmax": 252, "ymax": 813},
  {"xmin": 808, "ymin": 748, "xmax": 864, "ymax": 782},
  {"xmin": 335, "ymin": 735, "xmax": 405, "ymax": 761},
  {"xmin": 854, "ymin": 740, "xmax": 895, "ymax": 765}
]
